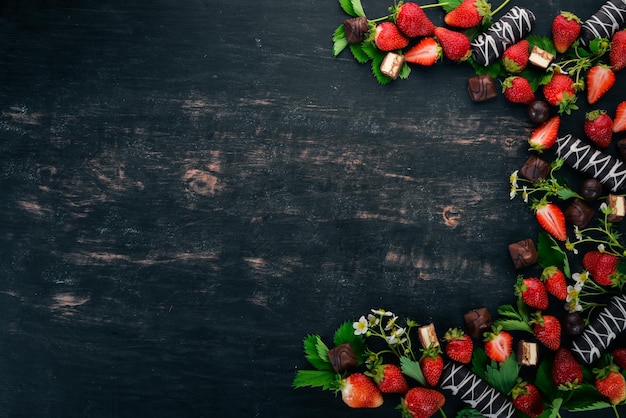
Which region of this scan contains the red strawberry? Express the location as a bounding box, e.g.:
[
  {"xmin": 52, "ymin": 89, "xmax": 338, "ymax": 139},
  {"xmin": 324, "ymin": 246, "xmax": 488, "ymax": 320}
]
[
  {"xmin": 542, "ymin": 73, "xmax": 578, "ymax": 114},
  {"xmin": 444, "ymin": 0, "xmax": 490, "ymax": 29},
  {"xmin": 404, "ymin": 37, "xmax": 441, "ymax": 66},
  {"xmin": 612, "ymin": 348, "xmax": 626, "ymax": 370},
  {"xmin": 400, "ymin": 387, "xmax": 445, "ymax": 418},
  {"xmin": 584, "ymin": 110, "xmax": 613, "ymax": 148},
  {"xmin": 434, "ymin": 27, "xmax": 471, "ymax": 62},
  {"xmin": 516, "ymin": 277, "xmax": 549, "ymax": 311},
  {"xmin": 587, "ymin": 65, "xmax": 615, "ymax": 105},
  {"xmin": 613, "ymin": 101, "xmax": 626, "ymax": 133},
  {"xmin": 582, "ymin": 250, "xmax": 619, "ymax": 286},
  {"xmin": 367, "ymin": 364, "xmax": 409, "ymax": 394},
  {"xmin": 502, "ymin": 40, "xmax": 530, "ymax": 73},
  {"xmin": 340, "ymin": 373, "xmax": 384, "ymax": 408},
  {"xmin": 394, "ymin": 2, "xmax": 435, "ymax": 38},
  {"xmin": 610, "ymin": 29, "xmax": 626, "ymax": 72},
  {"xmin": 540, "ymin": 266, "xmax": 568, "ymax": 300},
  {"xmin": 533, "ymin": 199, "xmax": 567, "ymax": 241},
  {"xmin": 443, "ymin": 327, "xmax": 473, "ymax": 364},
  {"xmin": 374, "ymin": 22, "xmax": 409, "ymax": 52},
  {"xmin": 552, "ymin": 11, "xmax": 581, "ymax": 54},
  {"xmin": 483, "ymin": 326, "xmax": 513, "ymax": 363},
  {"xmin": 420, "ymin": 347, "xmax": 444, "ymax": 387},
  {"xmin": 594, "ymin": 364, "xmax": 626, "ymax": 404},
  {"xmin": 511, "ymin": 381, "xmax": 545, "ymax": 418},
  {"xmin": 552, "ymin": 347, "xmax": 583, "ymax": 389},
  {"xmin": 503, "ymin": 76, "xmax": 535, "ymax": 105},
  {"xmin": 528, "ymin": 115, "xmax": 560, "ymax": 152},
  {"xmin": 531, "ymin": 312, "xmax": 561, "ymax": 350}
]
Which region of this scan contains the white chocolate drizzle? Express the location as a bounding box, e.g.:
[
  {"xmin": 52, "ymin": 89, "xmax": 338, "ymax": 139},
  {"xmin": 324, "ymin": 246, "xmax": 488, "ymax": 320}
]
[{"xmin": 580, "ymin": 0, "xmax": 626, "ymax": 45}]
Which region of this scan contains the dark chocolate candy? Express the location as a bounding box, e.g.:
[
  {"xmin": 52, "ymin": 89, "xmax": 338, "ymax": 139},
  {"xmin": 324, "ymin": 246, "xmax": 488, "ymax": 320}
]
[
  {"xmin": 467, "ymin": 74, "xmax": 497, "ymax": 102},
  {"xmin": 617, "ymin": 138, "xmax": 626, "ymax": 161},
  {"xmin": 519, "ymin": 155, "xmax": 550, "ymax": 183},
  {"xmin": 565, "ymin": 198, "xmax": 595, "ymax": 227},
  {"xmin": 508, "ymin": 238, "xmax": 538, "ymax": 269},
  {"xmin": 579, "ymin": 0, "xmax": 626, "ymax": 46},
  {"xmin": 464, "ymin": 307, "xmax": 492, "ymax": 339},
  {"xmin": 343, "ymin": 17, "xmax": 369, "ymax": 44},
  {"xmin": 580, "ymin": 178, "xmax": 604, "ymax": 201},
  {"xmin": 327, "ymin": 343, "xmax": 358, "ymax": 373}
]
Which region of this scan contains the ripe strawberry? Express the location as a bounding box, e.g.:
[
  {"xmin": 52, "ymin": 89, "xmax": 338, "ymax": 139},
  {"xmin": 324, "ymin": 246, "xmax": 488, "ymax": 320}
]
[
  {"xmin": 542, "ymin": 73, "xmax": 578, "ymax": 114},
  {"xmin": 420, "ymin": 346, "xmax": 444, "ymax": 387},
  {"xmin": 503, "ymin": 76, "xmax": 535, "ymax": 105},
  {"xmin": 612, "ymin": 348, "xmax": 626, "ymax": 370},
  {"xmin": 613, "ymin": 101, "xmax": 626, "ymax": 133},
  {"xmin": 367, "ymin": 364, "xmax": 409, "ymax": 394},
  {"xmin": 540, "ymin": 266, "xmax": 568, "ymax": 300},
  {"xmin": 340, "ymin": 373, "xmax": 384, "ymax": 408},
  {"xmin": 594, "ymin": 364, "xmax": 626, "ymax": 404},
  {"xmin": 400, "ymin": 387, "xmax": 445, "ymax": 418},
  {"xmin": 533, "ymin": 199, "xmax": 567, "ymax": 241},
  {"xmin": 502, "ymin": 40, "xmax": 530, "ymax": 73},
  {"xmin": 443, "ymin": 327, "xmax": 473, "ymax": 364},
  {"xmin": 552, "ymin": 347, "xmax": 583, "ymax": 389},
  {"xmin": 586, "ymin": 65, "xmax": 615, "ymax": 105},
  {"xmin": 530, "ymin": 312, "xmax": 561, "ymax": 350},
  {"xmin": 552, "ymin": 11, "xmax": 581, "ymax": 54},
  {"xmin": 394, "ymin": 2, "xmax": 435, "ymax": 38},
  {"xmin": 483, "ymin": 326, "xmax": 513, "ymax": 363},
  {"xmin": 404, "ymin": 37, "xmax": 441, "ymax": 66},
  {"xmin": 374, "ymin": 22, "xmax": 409, "ymax": 52},
  {"xmin": 511, "ymin": 381, "xmax": 545, "ymax": 418},
  {"xmin": 434, "ymin": 27, "xmax": 471, "ymax": 62},
  {"xmin": 582, "ymin": 250, "xmax": 619, "ymax": 286},
  {"xmin": 515, "ymin": 277, "xmax": 549, "ymax": 310},
  {"xmin": 528, "ymin": 115, "xmax": 560, "ymax": 152},
  {"xmin": 584, "ymin": 110, "xmax": 613, "ymax": 148},
  {"xmin": 610, "ymin": 29, "xmax": 626, "ymax": 71},
  {"xmin": 444, "ymin": 0, "xmax": 490, "ymax": 29}
]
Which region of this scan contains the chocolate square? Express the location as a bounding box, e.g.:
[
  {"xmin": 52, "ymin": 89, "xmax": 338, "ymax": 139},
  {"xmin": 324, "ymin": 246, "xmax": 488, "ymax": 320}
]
[
  {"xmin": 380, "ymin": 52, "xmax": 405, "ymax": 80},
  {"xmin": 517, "ymin": 340, "xmax": 538, "ymax": 366},
  {"xmin": 467, "ymin": 74, "xmax": 497, "ymax": 102},
  {"xmin": 607, "ymin": 194, "xmax": 625, "ymax": 222},
  {"xmin": 508, "ymin": 238, "xmax": 538, "ymax": 269},
  {"xmin": 464, "ymin": 307, "xmax": 492, "ymax": 339},
  {"xmin": 565, "ymin": 198, "xmax": 594, "ymax": 227},
  {"xmin": 519, "ymin": 155, "xmax": 550, "ymax": 183},
  {"xmin": 529, "ymin": 45, "xmax": 554, "ymax": 69}
]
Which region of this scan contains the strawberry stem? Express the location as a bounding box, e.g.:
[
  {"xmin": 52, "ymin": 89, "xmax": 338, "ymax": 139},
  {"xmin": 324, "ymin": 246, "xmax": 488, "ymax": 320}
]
[
  {"xmin": 438, "ymin": 407, "xmax": 448, "ymax": 418},
  {"xmin": 613, "ymin": 404, "xmax": 621, "ymax": 418},
  {"xmin": 490, "ymin": 0, "xmax": 512, "ymax": 17},
  {"xmin": 421, "ymin": 2, "xmax": 448, "ymax": 9}
]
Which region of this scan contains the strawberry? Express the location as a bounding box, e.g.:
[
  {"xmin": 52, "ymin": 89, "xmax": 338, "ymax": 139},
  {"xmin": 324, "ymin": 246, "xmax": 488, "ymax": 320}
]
[
  {"xmin": 443, "ymin": 327, "xmax": 473, "ymax": 364},
  {"xmin": 528, "ymin": 115, "xmax": 560, "ymax": 152},
  {"xmin": 552, "ymin": 347, "xmax": 583, "ymax": 389},
  {"xmin": 530, "ymin": 311, "xmax": 561, "ymax": 350},
  {"xmin": 367, "ymin": 363, "xmax": 409, "ymax": 394},
  {"xmin": 594, "ymin": 364, "xmax": 626, "ymax": 404},
  {"xmin": 533, "ymin": 199, "xmax": 567, "ymax": 241},
  {"xmin": 502, "ymin": 40, "xmax": 530, "ymax": 73},
  {"xmin": 552, "ymin": 11, "xmax": 581, "ymax": 54},
  {"xmin": 613, "ymin": 101, "xmax": 626, "ymax": 133},
  {"xmin": 420, "ymin": 346, "xmax": 444, "ymax": 387},
  {"xmin": 404, "ymin": 37, "xmax": 441, "ymax": 66},
  {"xmin": 434, "ymin": 27, "xmax": 471, "ymax": 62},
  {"xmin": 502, "ymin": 76, "xmax": 535, "ymax": 105},
  {"xmin": 586, "ymin": 65, "xmax": 615, "ymax": 105},
  {"xmin": 394, "ymin": 2, "xmax": 435, "ymax": 38},
  {"xmin": 515, "ymin": 277, "xmax": 549, "ymax": 311},
  {"xmin": 540, "ymin": 266, "xmax": 568, "ymax": 300},
  {"xmin": 584, "ymin": 110, "xmax": 613, "ymax": 148},
  {"xmin": 483, "ymin": 326, "xmax": 513, "ymax": 363},
  {"xmin": 374, "ymin": 22, "xmax": 409, "ymax": 52},
  {"xmin": 399, "ymin": 387, "xmax": 445, "ymax": 418},
  {"xmin": 612, "ymin": 348, "xmax": 626, "ymax": 370},
  {"xmin": 610, "ymin": 29, "xmax": 626, "ymax": 72},
  {"xmin": 444, "ymin": 0, "xmax": 490, "ymax": 29},
  {"xmin": 542, "ymin": 73, "xmax": 578, "ymax": 114},
  {"xmin": 511, "ymin": 380, "xmax": 545, "ymax": 418},
  {"xmin": 582, "ymin": 250, "xmax": 619, "ymax": 286},
  {"xmin": 340, "ymin": 373, "xmax": 384, "ymax": 408}
]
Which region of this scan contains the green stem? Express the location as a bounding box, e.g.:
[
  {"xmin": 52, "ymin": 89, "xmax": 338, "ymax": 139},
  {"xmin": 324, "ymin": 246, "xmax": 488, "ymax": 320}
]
[
  {"xmin": 491, "ymin": 0, "xmax": 511, "ymax": 17},
  {"xmin": 438, "ymin": 407, "xmax": 448, "ymax": 418},
  {"xmin": 613, "ymin": 403, "xmax": 621, "ymax": 418},
  {"xmin": 421, "ymin": 2, "xmax": 448, "ymax": 8}
]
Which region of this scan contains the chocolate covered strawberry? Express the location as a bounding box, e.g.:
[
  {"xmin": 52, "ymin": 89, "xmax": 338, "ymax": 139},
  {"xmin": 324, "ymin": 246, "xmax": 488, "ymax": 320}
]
[
  {"xmin": 404, "ymin": 37, "xmax": 440, "ymax": 66},
  {"xmin": 367, "ymin": 363, "xmax": 409, "ymax": 394},
  {"xmin": 443, "ymin": 327, "xmax": 473, "ymax": 364},
  {"xmin": 374, "ymin": 22, "xmax": 408, "ymax": 52},
  {"xmin": 511, "ymin": 380, "xmax": 545, "ymax": 418},
  {"xmin": 552, "ymin": 11, "xmax": 581, "ymax": 53},
  {"xmin": 610, "ymin": 29, "xmax": 626, "ymax": 72},
  {"xmin": 552, "ymin": 347, "xmax": 583, "ymax": 389},
  {"xmin": 543, "ymin": 73, "xmax": 578, "ymax": 114},
  {"xmin": 594, "ymin": 364, "xmax": 626, "ymax": 405},
  {"xmin": 530, "ymin": 311, "xmax": 561, "ymax": 350},
  {"xmin": 444, "ymin": 0, "xmax": 490, "ymax": 29},
  {"xmin": 502, "ymin": 40, "xmax": 530, "ymax": 74},
  {"xmin": 528, "ymin": 115, "xmax": 560, "ymax": 152},
  {"xmin": 613, "ymin": 101, "xmax": 626, "ymax": 133},
  {"xmin": 584, "ymin": 110, "xmax": 613, "ymax": 148},
  {"xmin": 340, "ymin": 373, "xmax": 384, "ymax": 408},
  {"xmin": 516, "ymin": 277, "xmax": 549, "ymax": 311},
  {"xmin": 540, "ymin": 266, "xmax": 567, "ymax": 300},
  {"xmin": 533, "ymin": 198, "xmax": 567, "ymax": 241},
  {"xmin": 583, "ymin": 250, "xmax": 619, "ymax": 286},
  {"xmin": 434, "ymin": 27, "xmax": 471, "ymax": 61},
  {"xmin": 483, "ymin": 326, "xmax": 513, "ymax": 363},
  {"xmin": 503, "ymin": 76, "xmax": 534, "ymax": 105},
  {"xmin": 399, "ymin": 387, "xmax": 445, "ymax": 418},
  {"xmin": 394, "ymin": 1, "xmax": 435, "ymax": 38},
  {"xmin": 420, "ymin": 346, "xmax": 444, "ymax": 387},
  {"xmin": 587, "ymin": 65, "xmax": 615, "ymax": 105}
]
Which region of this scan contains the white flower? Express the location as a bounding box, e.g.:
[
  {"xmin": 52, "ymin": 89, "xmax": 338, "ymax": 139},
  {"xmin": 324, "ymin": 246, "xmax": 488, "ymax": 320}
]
[
  {"xmin": 509, "ymin": 171, "xmax": 519, "ymax": 188},
  {"xmin": 574, "ymin": 225, "xmax": 582, "ymax": 241},
  {"xmin": 598, "ymin": 243, "xmax": 606, "ymax": 252},
  {"xmin": 385, "ymin": 327, "xmax": 407, "ymax": 346},
  {"xmin": 367, "ymin": 314, "xmax": 379, "ymax": 326},
  {"xmin": 371, "ymin": 308, "xmax": 393, "ymax": 317},
  {"xmin": 522, "ymin": 186, "xmax": 528, "ymax": 203},
  {"xmin": 353, "ymin": 315, "xmax": 369, "ymax": 335},
  {"xmin": 385, "ymin": 315, "xmax": 398, "ymax": 331},
  {"xmin": 510, "ymin": 186, "xmax": 517, "ymax": 200}
]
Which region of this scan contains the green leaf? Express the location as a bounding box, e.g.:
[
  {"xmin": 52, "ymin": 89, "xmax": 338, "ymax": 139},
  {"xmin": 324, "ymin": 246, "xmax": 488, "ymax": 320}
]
[
  {"xmin": 471, "ymin": 348, "xmax": 489, "ymax": 380},
  {"xmin": 455, "ymin": 407, "xmax": 485, "ymax": 418},
  {"xmin": 497, "ymin": 304, "xmax": 523, "ymax": 320},
  {"xmin": 563, "ymin": 383, "xmax": 610, "ymax": 411},
  {"xmin": 371, "ymin": 55, "xmax": 393, "ymax": 84},
  {"xmin": 333, "ymin": 321, "xmax": 366, "ymax": 364},
  {"xmin": 567, "ymin": 400, "xmax": 612, "ymax": 412},
  {"xmin": 555, "ymin": 188, "xmax": 582, "ymax": 201},
  {"xmin": 361, "ymin": 41, "xmax": 380, "ymax": 60},
  {"xmin": 526, "ymin": 35, "xmax": 556, "ymax": 55},
  {"xmin": 303, "ymin": 334, "xmax": 333, "ymax": 371},
  {"xmin": 339, "ymin": 0, "xmax": 356, "ymax": 16},
  {"xmin": 537, "ymin": 232, "xmax": 568, "ymax": 276},
  {"xmin": 538, "ymin": 398, "xmax": 563, "ymax": 418},
  {"xmin": 349, "ymin": 43, "xmax": 370, "ymax": 63},
  {"xmin": 400, "ymin": 356, "xmax": 426, "ymax": 386},
  {"xmin": 440, "ymin": 0, "xmax": 463, "ymax": 13},
  {"xmin": 495, "ymin": 318, "xmax": 532, "ymax": 333},
  {"xmin": 292, "ymin": 369, "xmax": 339, "ymax": 390},
  {"xmin": 332, "ymin": 25, "xmax": 348, "ymax": 57},
  {"xmin": 483, "ymin": 354, "xmax": 520, "ymax": 395},
  {"xmin": 350, "ymin": 0, "xmax": 365, "ymax": 17},
  {"xmin": 398, "ymin": 62, "xmax": 411, "ymax": 79},
  {"xmin": 535, "ymin": 358, "xmax": 558, "ymax": 401}
]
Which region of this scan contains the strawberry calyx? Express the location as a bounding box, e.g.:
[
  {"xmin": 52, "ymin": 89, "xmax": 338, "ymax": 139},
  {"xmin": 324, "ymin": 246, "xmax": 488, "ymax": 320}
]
[
  {"xmin": 586, "ymin": 109, "xmax": 608, "ymax": 122},
  {"xmin": 593, "ymin": 363, "xmax": 621, "ymax": 380}
]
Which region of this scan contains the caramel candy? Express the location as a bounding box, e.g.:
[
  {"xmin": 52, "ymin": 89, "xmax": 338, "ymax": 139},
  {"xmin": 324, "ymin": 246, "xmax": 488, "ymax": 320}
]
[
  {"xmin": 519, "ymin": 155, "xmax": 550, "ymax": 183},
  {"xmin": 380, "ymin": 52, "xmax": 405, "ymax": 80},
  {"xmin": 580, "ymin": 178, "xmax": 604, "ymax": 201},
  {"xmin": 508, "ymin": 238, "xmax": 538, "ymax": 269},
  {"xmin": 327, "ymin": 343, "xmax": 358, "ymax": 373},
  {"xmin": 418, "ymin": 323, "xmax": 439, "ymax": 348},
  {"xmin": 464, "ymin": 307, "xmax": 492, "ymax": 339},
  {"xmin": 467, "ymin": 74, "xmax": 497, "ymax": 102},
  {"xmin": 565, "ymin": 198, "xmax": 595, "ymax": 227},
  {"xmin": 528, "ymin": 45, "xmax": 554, "ymax": 69},
  {"xmin": 607, "ymin": 194, "xmax": 626, "ymax": 222},
  {"xmin": 517, "ymin": 340, "xmax": 538, "ymax": 366},
  {"xmin": 343, "ymin": 16, "xmax": 368, "ymax": 44}
]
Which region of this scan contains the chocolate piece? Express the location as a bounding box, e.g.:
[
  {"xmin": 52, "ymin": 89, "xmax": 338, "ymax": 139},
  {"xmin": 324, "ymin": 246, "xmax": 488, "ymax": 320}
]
[
  {"xmin": 555, "ymin": 134, "xmax": 626, "ymax": 192},
  {"xmin": 380, "ymin": 52, "xmax": 405, "ymax": 80},
  {"xmin": 607, "ymin": 194, "xmax": 626, "ymax": 222},
  {"xmin": 580, "ymin": 178, "xmax": 604, "ymax": 201},
  {"xmin": 418, "ymin": 323, "xmax": 439, "ymax": 348},
  {"xmin": 343, "ymin": 16, "xmax": 369, "ymax": 44},
  {"xmin": 527, "ymin": 100, "xmax": 550, "ymax": 124},
  {"xmin": 528, "ymin": 45, "xmax": 555, "ymax": 69},
  {"xmin": 571, "ymin": 294, "xmax": 626, "ymax": 364},
  {"xmin": 579, "ymin": 0, "xmax": 626, "ymax": 46},
  {"xmin": 508, "ymin": 238, "xmax": 538, "ymax": 269},
  {"xmin": 564, "ymin": 312, "xmax": 585, "ymax": 336},
  {"xmin": 565, "ymin": 198, "xmax": 595, "ymax": 227},
  {"xmin": 517, "ymin": 340, "xmax": 538, "ymax": 366},
  {"xmin": 519, "ymin": 155, "xmax": 550, "ymax": 183},
  {"xmin": 467, "ymin": 74, "xmax": 497, "ymax": 102},
  {"xmin": 327, "ymin": 343, "xmax": 358, "ymax": 373},
  {"xmin": 464, "ymin": 307, "xmax": 492, "ymax": 339},
  {"xmin": 440, "ymin": 362, "xmax": 516, "ymax": 418},
  {"xmin": 617, "ymin": 138, "xmax": 626, "ymax": 161}
]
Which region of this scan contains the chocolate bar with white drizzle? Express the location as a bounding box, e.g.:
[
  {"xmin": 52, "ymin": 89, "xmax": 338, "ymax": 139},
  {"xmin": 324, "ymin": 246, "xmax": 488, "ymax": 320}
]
[
  {"xmin": 579, "ymin": 0, "xmax": 626, "ymax": 46},
  {"xmin": 554, "ymin": 134, "xmax": 626, "ymax": 192},
  {"xmin": 571, "ymin": 294, "xmax": 626, "ymax": 364},
  {"xmin": 439, "ymin": 362, "xmax": 516, "ymax": 418},
  {"xmin": 471, "ymin": 6, "xmax": 535, "ymax": 66}
]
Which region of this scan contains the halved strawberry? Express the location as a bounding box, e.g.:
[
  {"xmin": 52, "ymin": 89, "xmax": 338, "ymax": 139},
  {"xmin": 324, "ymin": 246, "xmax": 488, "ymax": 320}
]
[
  {"xmin": 340, "ymin": 373, "xmax": 384, "ymax": 408},
  {"xmin": 483, "ymin": 326, "xmax": 513, "ymax": 363},
  {"xmin": 533, "ymin": 199, "xmax": 567, "ymax": 241},
  {"xmin": 587, "ymin": 65, "xmax": 615, "ymax": 105},
  {"xmin": 614, "ymin": 101, "xmax": 626, "ymax": 133},
  {"xmin": 404, "ymin": 37, "xmax": 440, "ymax": 66},
  {"xmin": 528, "ymin": 115, "xmax": 560, "ymax": 152}
]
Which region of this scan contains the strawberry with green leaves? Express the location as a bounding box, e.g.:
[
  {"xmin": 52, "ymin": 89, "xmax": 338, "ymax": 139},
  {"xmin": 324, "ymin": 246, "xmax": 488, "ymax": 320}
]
[
  {"xmin": 502, "ymin": 40, "xmax": 529, "ymax": 74},
  {"xmin": 552, "ymin": 11, "xmax": 581, "ymax": 53},
  {"xmin": 483, "ymin": 325, "xmax": 513, "ymax": 363},
  {"xmin": 584, "ymin": 110, "xmax": 613, "ymax": 148},
  {"xmin": 552, "ymin": 347, "xmax": 583, "ymax": 390},
  {"xmin": 367, "ymin": 363, "xmax": 409, "ymax": 394},
  {"xmin": 503, "ymin": 76, "xmax": 535, "ymax": 105},
  {"xmin": 404, "ymin": 37, "xmax": 440, "ymax": 66},
  {"xmin": 443, "ymin": 327, "xmax": 473, "ymax": 364},
  {"xmin": 340, "ymin": 373, "xmax": 384, "ymax": 408},
  {"xmin": 374, "ymin": 22, "xmax": 408, "ymax": 52},
  {"xmin": 530, "ymin": 311, "xmax": 561, "ymax": 350},
  {"xmin": 394, "ymin": 1, "xmax": 435, "ymax": 38},
  {"xmin": 532, "ymin": 198, "xmax": 567, "ymax": 241},
  {"xmin": 434, "ymin": 27, "xmax": 471, "ymax": 62},
  {"xmin": 515, "ymin": 277, "xmax": 549, "ymax": 311},
  {"xmin": 528, "ymin": 115, "xmax": 560, "ymax": 152},
  {"xmin": 399, "ymin": 387, "xmax": 445, "ymax": 418},
  {"xmin": 444, "ymin": 0, "xmax": 490, "ymax": 29},
  {"xmin": 610, "ymin": 29, "xmax": 626, "ymax": 72},
  {"xmin": 511, "ymin": 380, "xmax": 545, "ymax": 418},
  {"xmin": 542, "ymin": 73, "xmax": 578, "ymax": 114},
  {"xmin": 420, "ymin": 346, "xmax": 443, "ymax": 387},
  {"xmin": 582, "ymin": 250, "xmax": 619, "ymax": 286},
  {"xmin": 540, "ymin": 266, "xmax": 567, "ymax": 300},
  {"xmin": 587, "ymin": 65, "xmax": 615, "ymax": 105},
  {"xmin": 613, "ymin": 101, "xmax": 626, "ymax": 133},
  {"xmin": 594, "ymin": 364, "xmax": 626, "ymax": 405}
]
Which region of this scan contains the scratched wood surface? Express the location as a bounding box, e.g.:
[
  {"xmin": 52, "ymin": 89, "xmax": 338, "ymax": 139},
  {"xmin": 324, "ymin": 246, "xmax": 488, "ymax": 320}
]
[{"xmin": 0, "ymin": 0, "xmax": 625, "ymax": 416}]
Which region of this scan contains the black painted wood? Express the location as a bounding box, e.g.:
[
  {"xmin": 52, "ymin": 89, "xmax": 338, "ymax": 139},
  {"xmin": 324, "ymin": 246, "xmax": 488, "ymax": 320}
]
[{"xmin": 0, "ymin": 0, "xmax": 625, "ymax": 416}]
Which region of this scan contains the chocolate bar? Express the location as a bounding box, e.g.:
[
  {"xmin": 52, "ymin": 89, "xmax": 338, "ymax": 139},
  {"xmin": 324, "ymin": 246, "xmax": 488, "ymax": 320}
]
[
  {"xmin": 607, "ymin": 194, "xmax": 626, "ymax": 222},
  {"xmin": 554, "ymin": 134, "xmax": 626, "ymax": 192},
  {"xmin": 440, "ymin": 362, "xmax": 516, "ymax": 418},
  {"xmin": 517, "ymin": 340, "xmax": 538, "ymax": 366},
  {"xmin": 418, "ymin": 323, "xmax": 439, "ymax": 348},
  {"xmin": 571, "ymin": 294, "xmax": 626, "ymax": 364},
  {"xmin": 579, "ymin": 0, "xmax": 626, "ymax": 46}
]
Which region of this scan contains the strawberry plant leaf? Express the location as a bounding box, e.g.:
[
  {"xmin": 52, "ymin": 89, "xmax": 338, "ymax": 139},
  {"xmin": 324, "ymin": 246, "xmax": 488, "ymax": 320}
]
[
  {"xmin": 371, "ymin": 56, "xmax": 393, "ymax": 84},
  {"xmin": 339, "ymin": 0, "xmax": 356, "ymax": 17},
  {"xmin": 398, "ymin": 62, "xmax": 411, "ymax": 79},
  {"xmin": 563, "ymin": 383, "xmax": 609, "ymax": 410},
  {"xmin": 454, "ymin": 407, "xmax": 484, "ymax": 417},
  {"xmin": 303, "ymin": 334, "xmax": 333, "ymax": 371},
  {"xmin": 400, "ymin": 355, "xmax": 426, "ymax": 386},
  {"xmin": 471, "ymin": 348, "xmax": 489, "ymax": 380},
  {"xmin": 535, "ymin": 358, "xmax": 558, "ymax": 400},
  {"xmin": 527, "ymin": 35, "xmax": 556, "ymax": 55},
  {"xmin": 497, "ymin": 304, "xmax": 523, "ymax": 320},
  {"xmin": 333, "ymin": 321, "xmax": 366, "ymax": 363},
  {"xmin": 538, "ymin": 398, "xmax": 563, "ymax": 418},
  {"xmin": 537, "ymin": 232, "xmax": 569, "ymax": 277},
  {"xmin": 292, "ymin": 369, "xmax": 339, "ymax": 390},
  {"xmin": 440, "ymin": 0, "xmax": 462, "ymax": 13},
  {"xmin": 483, "ymin": 354, "xmax": 520, "ymax": 395},
  {"xmin": 349, "ymin": 43, "xmax": 370, "ymax": 63},
  {"xmin": 361, "ymin": 41, "xmax": 380, "ymax": 61},
  {"xmin": 350, "ymin": 0, "xmax": 365, "ymax": 18},
  {"xmin": 333, "ymin": 25, "xmax": 349, "ymax": 57},
  {"xmin": 495, "ymin": 318, "xmax": 532, "ymax": 333}
]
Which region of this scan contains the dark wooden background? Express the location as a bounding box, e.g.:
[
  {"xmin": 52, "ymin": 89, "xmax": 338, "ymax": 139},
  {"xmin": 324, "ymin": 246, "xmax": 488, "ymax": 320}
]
[{"xmin": 0, "ymin": 0, "xmax": 625, "ymax": 416}]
